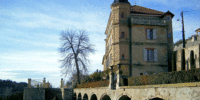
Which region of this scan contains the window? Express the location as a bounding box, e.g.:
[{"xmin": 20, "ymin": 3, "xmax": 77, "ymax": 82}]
[
  {"xmin": 144, "ymin": 73, "xmax": 148, "ymax": 75},
  {"xmin": 194, "ymin": 36, "xmax": 197, "ymax": 41},
  {"xmin": 143, "ymin": 49, "xmax": 157, "ymax": 62},
  {"xmin": 147, "ymin": 29, "xmax": 156, "ymax": 40},
  {"xmin": 167, "ymin": 33, "xmax": 171, "ymax": 38},
  {"xmin": 121, "ymin": 32, "xmax": 125, "ymax": 38},
  {"xmin": 122, "ymin": 54, "xmax": 125, "ymax": 60},
  {"xmin": 166, "ymin": 16, "xmax": 171, "ymax": 21},
  {"xmin": 109, "ymin": 54, "xmax": 112, "ymax": 64},
  {"xmin": 121, "ymin": 12, "xmax": 124, "ymax": 18},
  {"xmin": 147, "ymin": 49, "xmax": 154, "ymax": 61},
  {"xmin": 106, "ymin": 61, "xmax": 109, "ymax": 68}
]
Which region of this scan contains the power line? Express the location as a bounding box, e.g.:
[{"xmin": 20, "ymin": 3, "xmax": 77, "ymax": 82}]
[{"xmin": 184, "ymin": 9, "xmax": 200, "ymax": 12}]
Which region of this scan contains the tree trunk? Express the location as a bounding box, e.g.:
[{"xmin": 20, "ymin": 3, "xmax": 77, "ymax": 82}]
[{"xmin": 75, "ymin": 57, "xmax": 80, "ymax": 84}]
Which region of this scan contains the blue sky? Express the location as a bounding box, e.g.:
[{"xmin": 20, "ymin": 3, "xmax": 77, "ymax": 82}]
[{"xmin": 0, "ymin": 0, "xmax": 199, "ymax": 87}]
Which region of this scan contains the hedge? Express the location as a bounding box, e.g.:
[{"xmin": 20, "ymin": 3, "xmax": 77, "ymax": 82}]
[
  {"xmin": 128, "ymin": 68, "xmax": 200, "ymax": 86},
  {"xmin": 76, "ymin": 80, "xmax": 109, "ymax": 88}
]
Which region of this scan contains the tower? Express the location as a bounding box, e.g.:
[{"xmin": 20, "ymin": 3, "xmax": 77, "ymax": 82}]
[{"xmin": 102, "ymin": 0, "xmax": 131, "ymax": 76}]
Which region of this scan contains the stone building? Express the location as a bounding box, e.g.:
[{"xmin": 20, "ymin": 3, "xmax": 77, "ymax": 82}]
[
  {"xmin": 102, "ymin": 0, "xmax": 174, "ymax": 77},
  {"xmin": 173, "ymin": 28, "xmax": 200, "ymax": 71}
]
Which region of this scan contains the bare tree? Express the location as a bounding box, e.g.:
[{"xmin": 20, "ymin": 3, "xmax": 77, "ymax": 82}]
[{"xmin": 59, "ymin": 29, "xmax": 95, "ymax": 84}]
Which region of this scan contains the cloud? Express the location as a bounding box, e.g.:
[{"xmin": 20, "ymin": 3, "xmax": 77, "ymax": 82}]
[
  {"xmin": 0, "ymin": 51, "xmax": 61, "ymax": 70},
  {"xmin": 0, "ymin": 69, "xmax": 64, "ymax": 87},
  {"xmin": 1, "ymin": 5, "xmax": 108, "ymax": 33}
]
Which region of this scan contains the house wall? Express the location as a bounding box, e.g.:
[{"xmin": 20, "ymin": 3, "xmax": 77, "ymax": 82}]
[{"xmin": 103, "ymin": 2, "xmax": 173, "ymax": 77}]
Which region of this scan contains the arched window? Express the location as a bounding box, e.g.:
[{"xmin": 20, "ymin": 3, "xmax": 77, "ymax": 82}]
[
  {"xmin": 181, "ymin": 49, "xmax": 185, "ymax": 70},
  {"xmin": 190, "ymin": 50, "xmax": 195, "ymax": 69}
]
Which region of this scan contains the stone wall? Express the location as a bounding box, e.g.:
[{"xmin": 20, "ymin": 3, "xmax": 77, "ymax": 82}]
[
  {"xmin": 62, "ymin": 88, "xmax": 73, "ymax": 100},
  {"xmin": 23, "ymin": 88, "xmax": 45, "ymax": 100},
  {"xmin": 175, "ymin": 44, "xmax": 200, "ymax": 71},
  {"xmin": 23, "ymin": 88, "xmax": 73, "ymax": 100},
  {"xmin": 74, "ymin": 82, "xmax": 200, "ymax": 100}
]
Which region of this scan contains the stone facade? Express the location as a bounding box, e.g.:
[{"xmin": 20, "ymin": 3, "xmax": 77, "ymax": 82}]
[
  {"xmin": 173, "ymin": 28, "xmax": 200, "ymax": 71},
  {"xmin": 102, "ymin": 0, "xmax": 174, "ymax": 77}
]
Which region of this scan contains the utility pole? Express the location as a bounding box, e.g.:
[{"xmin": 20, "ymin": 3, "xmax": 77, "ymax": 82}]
[
  {"xmin": 181, "ymin": 11, "xmax": 186, "ymax": 48},
  {"xmin": 181, "ymin": 11, "xmax": 186, "ymax": 70}
]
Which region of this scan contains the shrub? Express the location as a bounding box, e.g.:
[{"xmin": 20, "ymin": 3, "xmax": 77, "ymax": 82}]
[{"xmin": 128, "ymin": 68, "xmax": 200, "ymax": 86}]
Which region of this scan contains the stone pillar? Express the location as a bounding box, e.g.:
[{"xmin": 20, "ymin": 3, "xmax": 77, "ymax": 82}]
[
  {"xmin": 116, "ymin": 64, "xmax": 122, "ymax": 89},
  {"xmin": 109, "ymin": 66, "xmax": 114, "ymax": 89},
  {"xmin": 61, "ymin": 88, "xmax": 65, "ymax": 100},
  {"xmin": 60, "ymin": 78, "xmax": 64, "ymax": 88},
  {"xmin": 28, "ymin": 78, "xmax": 31, "ymax": 88}
]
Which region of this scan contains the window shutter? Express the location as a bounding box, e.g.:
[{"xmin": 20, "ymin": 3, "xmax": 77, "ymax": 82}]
[
  {"xmin": 143, "ymin": 49, "xmax": 147, "ymax": 61},
  {"xmin": 124, "ymin": 33, "xmax": 126, "ymax": 38},
  {"xmin": 153, "ymin": 29, "xmax": 157, "ymax": 39},
  {"xmin": 154, "ymin": 49, "xmax": 158, "ymax": 61},
  {"xmin": 147, "ymin": 29, "xmax": 150, "ymax": 39}
]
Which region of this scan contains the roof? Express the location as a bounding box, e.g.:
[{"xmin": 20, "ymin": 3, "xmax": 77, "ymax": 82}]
[
  {"xmin": 161, "ymin": 10, "xmax": 175, "ymax": 18},
  {"xmin": 113, "ymin": 0, "xmax": 130, "ymax": 4},
  {"xmin": 196, "ymin": 28, "xmax": 200, "ymax": 32},
  {"xmin": 130, "ymin": 5, "xmax": 164, "ymax": 15}
]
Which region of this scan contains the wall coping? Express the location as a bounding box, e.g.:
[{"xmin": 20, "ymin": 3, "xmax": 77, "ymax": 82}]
[
  {"xmin": 73, "ymin": 82, "xmax": 200, "ymax": 90},
  {"xmin": 74, "ymin": 87, "xmax": 108, "ymax": 90}
]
